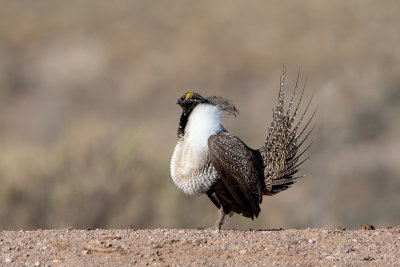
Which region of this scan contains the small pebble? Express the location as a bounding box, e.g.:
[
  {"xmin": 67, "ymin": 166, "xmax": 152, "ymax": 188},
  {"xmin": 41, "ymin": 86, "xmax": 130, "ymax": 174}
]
[
  {"xmin": 34, "ymin": 261, "xmax": 40, "ymax": 266},
  {"xmin": 5, "ymin": 258, "xmax": 12, "ymax": 263},
  {"xmin": 362, "ymin": 256, "xmax": 375, "ymax": 261},
  {"xmin": 308, "ymin": 239, "xmax": 316, "ymax": 243}
]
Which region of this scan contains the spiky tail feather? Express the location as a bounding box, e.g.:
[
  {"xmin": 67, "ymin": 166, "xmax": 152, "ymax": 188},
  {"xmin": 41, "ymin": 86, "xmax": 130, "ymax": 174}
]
[{"xmin": 259, "ymin": 67, "xmax": 316, "ymax": 195}]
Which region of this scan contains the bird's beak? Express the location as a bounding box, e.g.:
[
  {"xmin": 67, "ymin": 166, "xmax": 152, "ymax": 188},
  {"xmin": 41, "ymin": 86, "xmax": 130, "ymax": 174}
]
[{"xmin": 177, "ymin": 98, "xmax": 184, "ymax": 106}]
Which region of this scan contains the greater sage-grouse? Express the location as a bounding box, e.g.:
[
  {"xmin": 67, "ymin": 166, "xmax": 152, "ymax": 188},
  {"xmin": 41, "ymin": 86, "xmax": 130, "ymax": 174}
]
[{"xmin": 170, "ymin": 71, "xmax": 315, "ymax": 231}]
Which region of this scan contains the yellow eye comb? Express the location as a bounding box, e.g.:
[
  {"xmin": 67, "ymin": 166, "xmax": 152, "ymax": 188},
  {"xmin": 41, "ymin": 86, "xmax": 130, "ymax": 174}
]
[{"xmin": 185, "ymin": 92, "xmax": 194, "ymax": 99}]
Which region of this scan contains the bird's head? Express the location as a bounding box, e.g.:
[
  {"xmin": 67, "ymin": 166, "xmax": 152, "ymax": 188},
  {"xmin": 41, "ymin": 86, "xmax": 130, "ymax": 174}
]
[
  {"xmin": 177, "ymin": 92, "xmax": 207, "ymax": 115},
  {"xmin": 177, "ymin": 92, "xmax": 239, "ymax": 117}
]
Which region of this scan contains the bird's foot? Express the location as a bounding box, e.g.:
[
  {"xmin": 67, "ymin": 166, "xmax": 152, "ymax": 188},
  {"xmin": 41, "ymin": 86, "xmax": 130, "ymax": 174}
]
[
  {"xmin": 213, "ymin": 207, "xmax": 226, "ymax": 233},
  {"xmin": 213, "ymin": 226, "xmax": 221, "ymax": 234}
]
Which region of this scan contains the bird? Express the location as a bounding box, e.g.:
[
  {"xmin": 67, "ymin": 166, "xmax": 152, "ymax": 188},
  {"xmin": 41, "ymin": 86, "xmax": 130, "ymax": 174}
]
[{"xmin": 170, "ymin": 69, "xmax": 315, "ymax": 231}]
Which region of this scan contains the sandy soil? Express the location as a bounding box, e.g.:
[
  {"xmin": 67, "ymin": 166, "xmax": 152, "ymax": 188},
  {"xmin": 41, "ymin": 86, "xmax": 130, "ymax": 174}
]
[{"xmin": 1, "ymin": 226, "xmax": 400, "ymax": 266}]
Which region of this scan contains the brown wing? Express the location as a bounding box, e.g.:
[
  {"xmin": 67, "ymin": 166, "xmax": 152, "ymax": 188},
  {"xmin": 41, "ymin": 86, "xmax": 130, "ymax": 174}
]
[{"xmin": 208, "ymin": 132, "xmax": 263, "ymax": 218}]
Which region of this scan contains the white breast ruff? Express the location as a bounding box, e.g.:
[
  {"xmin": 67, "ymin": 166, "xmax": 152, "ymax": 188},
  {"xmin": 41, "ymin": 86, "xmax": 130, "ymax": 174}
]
[{"xmin": 171, "ymin": 104, "xmax": 224, "ymax": 195}]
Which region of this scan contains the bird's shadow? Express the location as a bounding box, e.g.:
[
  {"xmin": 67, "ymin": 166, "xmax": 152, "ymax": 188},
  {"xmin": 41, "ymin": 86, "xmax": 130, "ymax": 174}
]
[
  {"xmin": 196, "ymin": 227, "xmax": 284, "ymax": 232},
  {"xmin": 253, "ymin": 228, "xmax": 284, "ymax": 232}
]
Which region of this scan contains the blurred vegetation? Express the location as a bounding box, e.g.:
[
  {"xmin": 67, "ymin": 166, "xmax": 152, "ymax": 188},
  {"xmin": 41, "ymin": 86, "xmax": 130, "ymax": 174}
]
[{"xmin": 0, "ymin": 0, "xmax": 399, "ymax": 230}]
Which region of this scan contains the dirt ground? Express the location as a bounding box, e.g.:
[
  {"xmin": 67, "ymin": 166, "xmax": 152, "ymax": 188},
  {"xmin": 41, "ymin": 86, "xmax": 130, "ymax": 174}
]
[{"xmin": 1, "ymin": 226, "xmax": 399, "ymax": 266}]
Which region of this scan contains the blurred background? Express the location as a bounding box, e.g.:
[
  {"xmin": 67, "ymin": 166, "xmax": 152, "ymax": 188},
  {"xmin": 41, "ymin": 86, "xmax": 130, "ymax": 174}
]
[{"xmin": 0, "ymin": 0, "xmax": 399, "ymax": 230}]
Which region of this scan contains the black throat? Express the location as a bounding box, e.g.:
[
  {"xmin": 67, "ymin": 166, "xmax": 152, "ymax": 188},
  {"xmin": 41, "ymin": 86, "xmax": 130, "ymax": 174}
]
[
  {"xmin": 177, "ymin": 112, "xmax": 189, "ymax": 138},
  {"xmin": 177, "ymin": 103, "xmax": 199, "ymax": 138}
]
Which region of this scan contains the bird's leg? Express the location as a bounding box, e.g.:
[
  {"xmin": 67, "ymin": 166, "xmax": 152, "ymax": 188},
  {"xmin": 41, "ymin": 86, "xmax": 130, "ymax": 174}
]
[{"xmin": 214, "ymin": 207, "xmax": 226, "ymax": 232}]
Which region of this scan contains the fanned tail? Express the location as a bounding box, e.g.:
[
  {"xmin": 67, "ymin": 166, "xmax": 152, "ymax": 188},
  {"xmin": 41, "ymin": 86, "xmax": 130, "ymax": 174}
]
[{"xmin": 259, "ymin": 67, "xmax": 316, "ymax": 195}]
